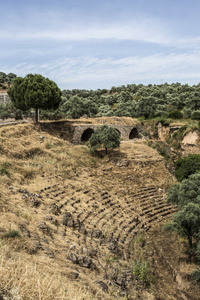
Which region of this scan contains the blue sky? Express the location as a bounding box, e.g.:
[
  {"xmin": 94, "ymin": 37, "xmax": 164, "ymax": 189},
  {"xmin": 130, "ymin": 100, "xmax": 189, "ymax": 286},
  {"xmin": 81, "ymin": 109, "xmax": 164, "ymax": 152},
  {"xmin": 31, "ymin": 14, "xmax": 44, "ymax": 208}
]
[{"xmin": 1, "ymin": 0, "xmax": 200, "ymax": 90}]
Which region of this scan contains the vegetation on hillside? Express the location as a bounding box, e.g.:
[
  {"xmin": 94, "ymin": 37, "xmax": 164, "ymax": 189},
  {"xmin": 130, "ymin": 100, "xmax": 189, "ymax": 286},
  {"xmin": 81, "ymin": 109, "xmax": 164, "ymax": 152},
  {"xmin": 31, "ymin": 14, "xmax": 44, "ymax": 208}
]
[
  {"xmin": 1, "ymin": 71, "xmax": 200, "ymax": 124},
  {"xmin": 59, "ymin": 82, "xmax": 200, "ymax": 120},
  {"xmin": 175, "ymin": 154, "xmax": 200, "ymax": 181},
  {"xmin": 0, "ymin": 72, "xmax": 16, "ymax": 90},
  {"xmin": 165, "ymin": 173, "xmax": 200, "ymax": 263}
]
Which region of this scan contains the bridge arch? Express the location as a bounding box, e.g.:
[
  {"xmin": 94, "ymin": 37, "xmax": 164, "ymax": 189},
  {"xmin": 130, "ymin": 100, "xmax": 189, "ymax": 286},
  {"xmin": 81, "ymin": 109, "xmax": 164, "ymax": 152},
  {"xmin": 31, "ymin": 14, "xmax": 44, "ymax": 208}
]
[
  {"xmin": 81, "ymin": 128, "xmax": 94, "ymax": 142},
  {"xmin": 129, "ymin": 127, "xmax": 140, "ymax": 139}
]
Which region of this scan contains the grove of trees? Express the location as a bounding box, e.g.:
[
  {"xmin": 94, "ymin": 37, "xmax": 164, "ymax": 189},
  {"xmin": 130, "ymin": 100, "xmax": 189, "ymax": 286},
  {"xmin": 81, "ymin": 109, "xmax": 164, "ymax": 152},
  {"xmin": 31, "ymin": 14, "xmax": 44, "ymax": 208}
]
[
  {"xmin": 2, "ymin": 71, "xmax": 200, "ymax": 122},
  {"xmin": 0, "ymin": 72, "xmax": 16, "ymax": 88},
  {"xmin": 50, "ymin": 82, "xmax": 200, "ymax": 121}
]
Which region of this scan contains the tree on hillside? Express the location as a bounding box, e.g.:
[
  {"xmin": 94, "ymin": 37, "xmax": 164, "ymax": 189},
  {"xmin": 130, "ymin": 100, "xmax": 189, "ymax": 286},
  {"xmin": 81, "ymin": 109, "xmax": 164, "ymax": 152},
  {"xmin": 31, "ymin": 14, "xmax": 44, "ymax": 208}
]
[
  {"xmin": 164, "ymin": 202, "xmax": 200, "ymax": 262},
  {"xmin": 165, "ymin": 173, "xmax": 200, "ymax": 262},
  {"xmin": 166, "ymin": 173, "xmax": 200, "ymax": 208},
  {"xmin": 88, "ymin": 124, "xmax": 120, "ymax": 154},
  {"xmin": 61, "ymin": 95, "xmax": 98, "ymax": 118},
  {"xmin": 175, "ymin": 154, "xmax": 200, "ymax": 182},
  {"xmin": 6, "ymin": 73, "xmax": 17, "ymax": 87},
  {"xmin": 0, "ymin": 72, "xmax": 6, "ymax": 83},
  {"xmin": 136, "ymin": 96, "xmax": 160, "ymax": 118},
  {"xmin": 8, "ymin": 74, "xmax": 62, "ymax": 122}
]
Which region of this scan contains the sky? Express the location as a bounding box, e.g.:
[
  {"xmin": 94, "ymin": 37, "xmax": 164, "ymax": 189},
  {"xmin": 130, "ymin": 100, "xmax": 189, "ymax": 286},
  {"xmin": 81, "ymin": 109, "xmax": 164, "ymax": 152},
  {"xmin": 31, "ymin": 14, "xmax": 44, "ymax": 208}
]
[{"xmin": 1, "ymin": 0, "xmax": 200, "ymax": 90}]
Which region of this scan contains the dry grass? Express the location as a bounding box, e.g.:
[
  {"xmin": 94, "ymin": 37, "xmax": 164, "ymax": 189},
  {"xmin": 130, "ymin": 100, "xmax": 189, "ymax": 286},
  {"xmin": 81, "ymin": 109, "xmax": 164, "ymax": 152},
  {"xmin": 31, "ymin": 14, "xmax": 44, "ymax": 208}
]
[
  {"xmin": 0, "ymin": 246, "xmax": 100, "ymax": 300},
  {"xmin": 0, "ymin": 121, "xmax": 199, "ymax": 299}
]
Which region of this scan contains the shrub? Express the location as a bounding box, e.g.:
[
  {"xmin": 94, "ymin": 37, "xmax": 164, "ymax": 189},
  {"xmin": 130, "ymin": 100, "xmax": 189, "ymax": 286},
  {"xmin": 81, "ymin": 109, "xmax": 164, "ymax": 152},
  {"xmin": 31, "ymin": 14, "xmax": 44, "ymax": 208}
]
[
  {"xmin": 191, "ymin": 111, "xmax": 200, "ymax": 120},
  {"xmin": 156, "ymin": 117, "xmax": 170, "ymax": 127},
  {"xmin": 168, "ymin": 110, "xmax": 183, "ymax": 119},
  {"xmin": 153, "ymin": 126, "xmax": 158, "ymax": 138},
  {"xmin": 132, "ymin": 260, "xmax": 149, "ymax": 283},
  {"xmin": 143, "ymin": 131, "xmax": 151, "ymax": 138},
  {"xmin": 175, "ymin": 154, "xmax": 200, "ymax": 181},
  {"xmin": 190, "ymin": 267, "xmax": 200, "ymax": 284},
  {"xmin": 0, "ymin": 162, "xmax": 10, "ymax": 175},
  {"xmin": 5, "ymin": 229, "xmax": 21, "ymax": 238}
]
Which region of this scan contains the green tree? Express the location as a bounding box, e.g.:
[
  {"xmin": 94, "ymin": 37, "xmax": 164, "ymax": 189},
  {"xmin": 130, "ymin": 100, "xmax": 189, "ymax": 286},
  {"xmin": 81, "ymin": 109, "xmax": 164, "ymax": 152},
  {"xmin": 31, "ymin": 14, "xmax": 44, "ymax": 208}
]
[
  {"xmin": 164, "ymin": 203, "xmax": 200, "ymax": 262},
  {"xmin": 0, "ymin": 72, "xmax": 6, "ymax": 83},
  {"xmin": 61, "ymin": 96, "xmax": 98, "ymax": 119},
  {"xmin": 113, "ymin": 100, "xmax": 137, "ymax": 117},
  {"xmin": 136, "ymin": 96, "xmax": 158, "ymax": 119},
  {"xmin": 166, "ymin": 173, "xmax": 200, "ymax": 262},
  {"xmin": 8, "ymin": 74, "xmax": 62, "ymax": 122},
  {"xmin": 191, "ymin": 110, "xmax": 200, "ymax": 120},
  {"xmin": 88, "ymin": 124, "xmax": 120, "ymax": 154},
  {"xmin": 6, "ymin": 73, "xmax": 16, "ymax": 87},
  {"xmin": 168, "ymin": 110, "xmax": 183, "ymax": 119},
  {"xmin": 175, "ymin": 154, "xmax": 200, "ymax": 182},
  {"xmin": 167, "ymin": 173, "xmax": 200, "ymax": 208}
]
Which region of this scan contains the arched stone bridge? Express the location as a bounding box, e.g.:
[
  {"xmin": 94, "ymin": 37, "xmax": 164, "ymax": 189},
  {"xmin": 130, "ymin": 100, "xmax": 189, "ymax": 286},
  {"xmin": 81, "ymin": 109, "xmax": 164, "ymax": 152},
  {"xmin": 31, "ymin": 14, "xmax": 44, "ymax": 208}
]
[
  {"xmin": 72, "ymin": 124, "xmax": 141, "ymax": 144},
  {"xmin": 38, "ymin": 117, "xmax": 142, "ymax": 144}
]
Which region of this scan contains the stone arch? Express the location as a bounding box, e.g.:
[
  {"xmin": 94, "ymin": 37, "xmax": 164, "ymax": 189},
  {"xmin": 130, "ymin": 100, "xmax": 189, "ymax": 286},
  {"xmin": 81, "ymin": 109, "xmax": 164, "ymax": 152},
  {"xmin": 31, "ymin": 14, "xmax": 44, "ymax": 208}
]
[
  {"xmin": 81, "ymin": 128, "xmax": 94, "ymax": 142},
  {"xmin": 129, "ymin": 127, "xmax": 140, "ymax": 139}
]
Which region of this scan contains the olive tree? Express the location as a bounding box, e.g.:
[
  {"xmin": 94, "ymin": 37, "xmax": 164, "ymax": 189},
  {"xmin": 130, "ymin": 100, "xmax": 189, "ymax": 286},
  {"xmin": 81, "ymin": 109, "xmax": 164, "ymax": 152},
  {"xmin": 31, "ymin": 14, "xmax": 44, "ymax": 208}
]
[
  {"xmin": 165, "ymin": 173, "xmax": 200, "ymax": 262},
  {"xmin": 164, "ymin": 203, "xmax": 200, "ymax": 262},
  {"xmin": 88, "ymin": 124, "xmax": 120, "ymax": 154}
]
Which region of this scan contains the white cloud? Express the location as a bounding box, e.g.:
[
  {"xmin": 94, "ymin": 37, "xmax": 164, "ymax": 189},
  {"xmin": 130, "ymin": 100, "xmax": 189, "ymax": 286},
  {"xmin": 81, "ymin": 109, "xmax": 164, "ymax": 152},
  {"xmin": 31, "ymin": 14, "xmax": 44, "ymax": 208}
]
[
  {"xmin": 2, "ymin": 8, "xmax": 200, "ymax": 89},
  {"xmin": 7, "ymin": 52, "xmax": 200, "ymax": 89}
]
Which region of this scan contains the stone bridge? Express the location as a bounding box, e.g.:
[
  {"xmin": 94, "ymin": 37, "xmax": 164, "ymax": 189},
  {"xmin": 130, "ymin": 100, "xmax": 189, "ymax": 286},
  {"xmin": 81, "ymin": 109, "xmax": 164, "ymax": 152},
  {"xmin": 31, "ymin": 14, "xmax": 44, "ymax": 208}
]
[
  {"xmin": 38, "ymin": 117, "xmax": 142, "ymax": 144},
  {"xmin": 72, "ymin": 124, "xmax": 141, "ymax": 144}
]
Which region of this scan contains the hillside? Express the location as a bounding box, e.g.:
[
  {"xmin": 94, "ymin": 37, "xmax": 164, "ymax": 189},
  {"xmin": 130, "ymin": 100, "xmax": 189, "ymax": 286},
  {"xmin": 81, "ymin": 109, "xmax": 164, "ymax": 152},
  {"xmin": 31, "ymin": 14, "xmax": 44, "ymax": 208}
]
[{"xmin": 0, "ymin": 121, "xmax": 200, "ymax": 299}]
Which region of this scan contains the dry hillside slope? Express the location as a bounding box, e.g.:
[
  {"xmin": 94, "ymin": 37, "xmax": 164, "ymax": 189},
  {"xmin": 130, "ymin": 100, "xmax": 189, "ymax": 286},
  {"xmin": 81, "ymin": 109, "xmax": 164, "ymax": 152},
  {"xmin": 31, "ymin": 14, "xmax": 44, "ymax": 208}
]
[{"xmin": 0, "ymin": 122, "xmax": 199, "ymax": 299}]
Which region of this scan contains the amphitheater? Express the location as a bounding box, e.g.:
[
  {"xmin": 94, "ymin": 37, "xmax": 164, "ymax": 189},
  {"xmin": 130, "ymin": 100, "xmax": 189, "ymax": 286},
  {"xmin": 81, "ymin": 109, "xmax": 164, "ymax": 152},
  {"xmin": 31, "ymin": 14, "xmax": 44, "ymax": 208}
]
[{"xmin": 1, "ymin": 117, "xmax": 199, "ymax": 299}]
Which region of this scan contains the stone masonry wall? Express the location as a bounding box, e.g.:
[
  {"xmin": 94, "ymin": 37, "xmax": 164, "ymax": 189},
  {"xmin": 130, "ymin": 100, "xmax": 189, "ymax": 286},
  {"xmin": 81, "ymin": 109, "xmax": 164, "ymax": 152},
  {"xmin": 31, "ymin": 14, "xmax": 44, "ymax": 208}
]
[{"xmin": 0, "ymin": 93, "xmax": 10, "ymax": 105}]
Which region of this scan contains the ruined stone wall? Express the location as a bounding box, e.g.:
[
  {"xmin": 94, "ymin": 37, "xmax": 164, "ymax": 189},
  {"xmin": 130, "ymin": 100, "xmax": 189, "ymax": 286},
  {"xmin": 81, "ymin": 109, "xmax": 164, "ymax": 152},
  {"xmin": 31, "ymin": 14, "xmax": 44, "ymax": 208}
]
[
  {"xmin": 0, "ymin": 93, "xmax": 10, "ymax": 105},
  {"xmin": 38, "ymin": 121, "xmax": 75, "ymax": 142}
]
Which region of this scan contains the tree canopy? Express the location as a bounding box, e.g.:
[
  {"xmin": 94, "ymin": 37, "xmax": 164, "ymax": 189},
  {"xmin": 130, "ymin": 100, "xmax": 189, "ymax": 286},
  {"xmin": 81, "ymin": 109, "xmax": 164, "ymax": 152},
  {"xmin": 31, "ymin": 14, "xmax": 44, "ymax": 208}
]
[
  {"xmin": 164, "ymin": 202, "xmax": 200, "ymax": 262},
  {"xmin": 165, "ymin": 173, "xmax": 200, "ymax": 262},
  {"xmin": 167, "ymin": 173, "xmax": 200, "ymax": 208},
  {"xmin": 87, "ymin": 124, "xmax": 120, "ymax": 154},
  {"xmin": 175, "ymin": 154, "xmax": 200, "ymax": 182},
  {"xmin": 0, "ymin": 72, "xmax": 16, "ymax": 89},
  {"xmin": 7, "ymin": 74, "xmax": 62, "ymax": 122},
  {"xmin": 61, "ymin": 82, "xmax": 200, "ymax": 120},
  {"xmin": 61, "ymin": 95, "xmax": 98, "ymax": 119},
  {"xmin": 3, "ymin": 71, "xmax": 200, "ymax": 121}
]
